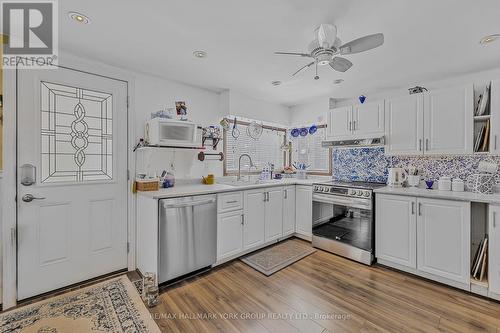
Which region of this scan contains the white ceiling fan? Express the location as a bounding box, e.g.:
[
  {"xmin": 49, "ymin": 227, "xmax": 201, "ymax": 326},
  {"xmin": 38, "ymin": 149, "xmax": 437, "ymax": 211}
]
[{"xmin": 275, "ymin": 24, "xmax": 384, "ymax": 79}]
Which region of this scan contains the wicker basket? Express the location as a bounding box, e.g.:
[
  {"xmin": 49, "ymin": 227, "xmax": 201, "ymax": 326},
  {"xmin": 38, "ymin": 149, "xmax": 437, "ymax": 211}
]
[
  {"xmin": 136, "ymin": 180, "xmax": 159, "ymax": 191},
  {"xmin": 466, "ymin": 174, "xmax": 494, "ymax": 194}
]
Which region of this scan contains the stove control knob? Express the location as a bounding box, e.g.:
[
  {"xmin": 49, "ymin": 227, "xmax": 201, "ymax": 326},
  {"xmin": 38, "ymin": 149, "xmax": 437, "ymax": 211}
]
[
  {"xmin": 355, "ymin": 190, "xmax": 361, "ymax": 196},
  {"xmin": 363, "ymin": 192, "xmax": 370, "ymax": 197},
  {"xmin": 323, "ymin": 187, "xmax": 330, "ymax": 193}
]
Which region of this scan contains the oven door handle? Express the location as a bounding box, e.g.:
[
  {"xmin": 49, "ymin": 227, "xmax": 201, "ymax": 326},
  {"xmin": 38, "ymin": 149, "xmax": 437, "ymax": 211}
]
[{"xmin": 313, "ymin": 193, "xmax": 372, "ymax": 210}]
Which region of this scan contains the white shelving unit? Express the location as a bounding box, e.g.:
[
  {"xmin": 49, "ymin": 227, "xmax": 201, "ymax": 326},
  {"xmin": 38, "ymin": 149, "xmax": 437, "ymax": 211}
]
[{"xmin": 473, "ymin": 82, "xmax": 491, "ymax": 154}]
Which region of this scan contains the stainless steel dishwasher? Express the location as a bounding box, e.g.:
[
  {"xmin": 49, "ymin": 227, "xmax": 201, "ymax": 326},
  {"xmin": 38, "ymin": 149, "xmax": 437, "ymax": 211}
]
[{"xmin": 158, "ymin": 194, "xmax": 217, "ymax": 284}]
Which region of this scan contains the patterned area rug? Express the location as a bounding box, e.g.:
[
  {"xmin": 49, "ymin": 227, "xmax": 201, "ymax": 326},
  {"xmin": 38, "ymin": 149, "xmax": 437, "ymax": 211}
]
[
  {"xmin": 0, "ymin": 276, "xmax": 160, "ymax": 333},
  {"xmin": 241, "ymin": 239, "xmax": 316, "ymax": 276}
]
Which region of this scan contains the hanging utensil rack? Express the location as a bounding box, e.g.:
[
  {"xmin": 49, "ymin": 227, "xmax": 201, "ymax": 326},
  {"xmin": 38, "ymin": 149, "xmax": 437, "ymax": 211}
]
[{"xmin": 198, "ymin": 151, "xmax": 224, "ymax": 161}]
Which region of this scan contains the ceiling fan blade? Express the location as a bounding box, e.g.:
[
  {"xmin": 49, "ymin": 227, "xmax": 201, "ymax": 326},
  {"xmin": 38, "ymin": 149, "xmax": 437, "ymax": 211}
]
[
  {"xmin": 330, "ymin": 57, "xmax": 353, "ymax": 72},
  {"xmin": 340, "ymin": 33, "xmax": 384, "ymax": 55},
  {"xmin": 274, "ymin": 51, "xmax": 312, "ymax": 57},
  {"xmin": 292, "ymin": 61, "xmax": 315, "ymax": 76}
]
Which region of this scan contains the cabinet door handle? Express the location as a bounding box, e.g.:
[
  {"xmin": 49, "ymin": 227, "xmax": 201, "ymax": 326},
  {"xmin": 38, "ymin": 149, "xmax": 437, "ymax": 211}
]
[
  {"xmin": 411, "ymin": 202, "xmax": 415, "ymax": 215},
  {"xmin": 419, "ymin": 139, "xmax": 422, "ymax": 151},
  {"xmin": 425, "ymin": 139, "xmax": 429, "ymax": 151},
  {"xmin": 263, "ymin": 192, "xmax": 267, "ymax": 202},
  {"xmin": 349, "ymin": 121, "xmax": 352, "ymax": 131},
  {"xmin": 284, "ymin": 189, "xmax": 287, "ymax": 199},
  {"xmin": 418, "ymin": 202, "xmax": 422, "ymax": 216},
  {"xmin": 495, "ymin": 135, "xmax": 498, "ymax": 150},
  {"xmin": 226, "ymin": 200, "xmax": 238, "ymax": 204},
  {"xmin": 353, "ymin": 120, "xmax": 357, "ymax": 131},
  {"xmin": 494, "ymin": 211, "xmax": 497, "ymax": 228},
  {"xmin": 241, "ymin": 214, "xmax": 245, "ymax": 225}
]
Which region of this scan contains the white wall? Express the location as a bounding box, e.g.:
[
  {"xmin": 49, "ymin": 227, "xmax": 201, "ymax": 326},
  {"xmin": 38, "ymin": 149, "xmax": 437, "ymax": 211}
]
[
  {"xmin": 289, "ymin": 98, "xmax": 329, "ymax": 126},
  {"xmin": 223, "ymin": 90, "xmax": 291, "ymax": 125},
  {"xmin": 133, "ymin": 73, "xmax": 224, "ymax": 179}
]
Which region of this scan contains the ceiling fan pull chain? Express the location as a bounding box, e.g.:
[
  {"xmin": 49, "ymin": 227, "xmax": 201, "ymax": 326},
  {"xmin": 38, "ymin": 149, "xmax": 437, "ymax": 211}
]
[{"xmin": 314, "ymin": 62, "xmax": 319, "ymax": 80}]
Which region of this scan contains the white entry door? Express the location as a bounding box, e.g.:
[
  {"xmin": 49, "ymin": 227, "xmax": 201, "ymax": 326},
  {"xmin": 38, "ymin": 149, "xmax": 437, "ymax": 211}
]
[{"xmin": 17, "ymin": 66, "xmax": 128, "ymax": 300}]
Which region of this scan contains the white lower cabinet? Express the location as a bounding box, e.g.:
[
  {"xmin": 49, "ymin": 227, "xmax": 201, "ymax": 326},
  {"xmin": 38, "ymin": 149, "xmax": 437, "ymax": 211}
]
[
  {"xmin": 375, "ymin": 194, "xmax": 416, "ymax": 269},
  {"xmin": 243, "ymin": 189, "xmax": 266, "ymax": 250},
  {"xmin": 265, "ymin": 188, "xmax": 284, "ymax": 242},
  {"xmin": 376, "ymin": 194, "xmax": 470, "ymax": 288},
  {"xmin": 295, "ymin": 186, "xmax": 312, "ymax": 237},
  {"xmin": 416, "ymin": 198, "xmax": 470, "ymax": 284},
  {"xmin": 489, "ymin": 205, "xmax": 500, "ymax": 295},
  {"xmin": 217, "ymin": 210, "xmax": 244, "ymax": 260},
  {"xmin": 282, "ymin": 186, "xmax": 296, "ymax": 236}
]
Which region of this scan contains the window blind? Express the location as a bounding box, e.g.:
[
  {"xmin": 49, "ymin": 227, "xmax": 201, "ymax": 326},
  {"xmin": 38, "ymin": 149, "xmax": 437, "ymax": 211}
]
[
  {"xmin": 225, "ymin": 121, "xmax": 286, "ymax": 174},
  {"xmin": 291, "ymin": 126, "xmax": 331, "ymax": 174}
]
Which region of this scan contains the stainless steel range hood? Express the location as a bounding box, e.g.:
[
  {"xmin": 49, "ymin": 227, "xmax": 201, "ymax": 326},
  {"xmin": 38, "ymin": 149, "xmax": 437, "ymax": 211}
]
[{"xmin": 321, "ymin": 136, "xmax": 385, "ymax": 148}]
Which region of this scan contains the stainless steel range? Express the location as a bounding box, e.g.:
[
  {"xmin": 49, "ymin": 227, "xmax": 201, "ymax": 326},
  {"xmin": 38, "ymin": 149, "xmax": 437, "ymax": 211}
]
[{"xmin": 311, "ymin": 180, "xmax": 385, "ymax": 265}]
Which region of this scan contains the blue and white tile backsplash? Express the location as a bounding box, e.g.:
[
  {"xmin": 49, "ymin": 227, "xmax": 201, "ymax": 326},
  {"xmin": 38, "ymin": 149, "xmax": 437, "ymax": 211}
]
[{"xmin": 332, "ymin": 147, "xmax": 500, "ymax": 183}]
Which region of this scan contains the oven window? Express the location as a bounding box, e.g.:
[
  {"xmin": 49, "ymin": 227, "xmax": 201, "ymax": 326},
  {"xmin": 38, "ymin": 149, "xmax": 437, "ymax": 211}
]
[{"xmin": 313, "ymin": 202, "xmax": 373, "ymax": 251}]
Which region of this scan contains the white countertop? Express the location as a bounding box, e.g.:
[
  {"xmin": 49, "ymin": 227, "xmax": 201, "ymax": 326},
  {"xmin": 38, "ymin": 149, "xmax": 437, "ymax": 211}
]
[
  {"xmin": 137, "ymin": 177, "xmax": 322, "ymax": 199},
  {"xmin": 374, "ymin": 186, "xmax": 500, "ymax": 204}
]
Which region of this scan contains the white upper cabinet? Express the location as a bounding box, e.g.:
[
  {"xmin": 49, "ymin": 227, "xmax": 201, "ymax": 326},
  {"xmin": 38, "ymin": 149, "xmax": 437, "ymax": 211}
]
[
  {"xmin": 385, "ymin": 94, "xmax": 424, "ymax": 155},
  {"xmin": 423, "ymin": 85, "xmax": 473, "ymax": 155},
  {"xmin": 490, "ymin": 80, "xmax": 500, "ymax": 154},
  {"xmin": 353, "ymin": 100, "xmax": 385, "ymax": 138},
  {"xmin": 327, "ymin": 106, "xmax": 352, "ymax": 139}
]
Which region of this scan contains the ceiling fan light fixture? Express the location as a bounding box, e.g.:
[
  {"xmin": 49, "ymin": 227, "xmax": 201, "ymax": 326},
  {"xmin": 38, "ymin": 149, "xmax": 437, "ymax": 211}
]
[
  {"xmin": 480, "ymin": 34, "xmax": 500, "ymax": 45},
  {"xmin": 68, "ymin": 11, "xmax": 91, "ymax": 24}
]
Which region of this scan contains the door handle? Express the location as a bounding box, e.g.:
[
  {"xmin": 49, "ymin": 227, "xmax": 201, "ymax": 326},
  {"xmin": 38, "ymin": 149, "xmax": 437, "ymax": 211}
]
[
  {"xmin": 419, "ymin": 139, "xmax": 422, "ymax": 151},
  {"xmin": 418, "ymin": 202, "xmax": 422, "ymax": 216},
  {"xmin": 226, "ymin": 200, "xmax": 238, "ymax": 204},
  {"xmin": 493, "ymin": 211, "xmax": 497, "ymax": 228},
  {"xmin": 263, "ymin": 192, "xmax": 267, "ymax": 202},
  {"xmin": 411, "ymin": 202, "xmax": 415, "ymax": 215},
  {"xmin": 241, "ymin": 214, "xmax": 245, "ymax": 225},
  {"xmin": 266, "ymin": 192, "xmax": 269, "ymax": 202},
  {"xmin": 22, "ymin": 194, "xmax": 46, "ymax": 202},
  {"xmin": 495, "ymin": 135, "xmax": 498, "ymax": 150},
  {"xmin": 349, "ymin": 121, "xmax": 352, "ymax": 131},
  {"xmin": 425, "ymin": 139, "xmax": 429, "ymax": 151},
  {"xmin": 353, "ymin": 120, "xmax": 357, "ymax": 131},
  {"xmin": 284, "ymin": 189, "xmax": 288, "ymax": 199}
]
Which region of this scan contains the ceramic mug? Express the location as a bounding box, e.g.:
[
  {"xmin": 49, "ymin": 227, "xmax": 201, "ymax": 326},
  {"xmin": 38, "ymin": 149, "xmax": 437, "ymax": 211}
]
[{"xmin": 202, "ymin": 174, "xmax": 215, "ymax": 185}]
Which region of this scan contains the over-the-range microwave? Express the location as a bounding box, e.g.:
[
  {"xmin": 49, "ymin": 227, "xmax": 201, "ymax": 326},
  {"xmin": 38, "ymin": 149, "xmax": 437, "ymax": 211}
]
[{"xmin": 145, "ymin": 118, "xmax": 200, "ymax": 147}]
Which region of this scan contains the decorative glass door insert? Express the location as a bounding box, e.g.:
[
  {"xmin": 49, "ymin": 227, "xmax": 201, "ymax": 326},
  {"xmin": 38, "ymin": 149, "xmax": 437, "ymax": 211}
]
[{"xmin": 40, "ymin": 81, "xmax": 113, "ymax": 183}]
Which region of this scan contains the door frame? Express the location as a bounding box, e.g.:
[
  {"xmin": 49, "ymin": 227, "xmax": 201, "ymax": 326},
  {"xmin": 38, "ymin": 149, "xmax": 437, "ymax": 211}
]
[{"xmin": 2, "ymin": 52, "xmax": 136, "ymax": 308}]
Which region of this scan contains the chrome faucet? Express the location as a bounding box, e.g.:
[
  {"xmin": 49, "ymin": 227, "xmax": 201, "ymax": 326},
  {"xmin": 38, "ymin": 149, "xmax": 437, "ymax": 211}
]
[{"xmin": 238, "ymin": 154, "xmax": 255, "ymax": 181}]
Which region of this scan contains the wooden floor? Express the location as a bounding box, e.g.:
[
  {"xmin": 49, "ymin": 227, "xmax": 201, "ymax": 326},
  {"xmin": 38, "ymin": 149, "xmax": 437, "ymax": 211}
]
[{"xmin": 149, "ymin": 245, "xmax": 500, "ymax": 333}]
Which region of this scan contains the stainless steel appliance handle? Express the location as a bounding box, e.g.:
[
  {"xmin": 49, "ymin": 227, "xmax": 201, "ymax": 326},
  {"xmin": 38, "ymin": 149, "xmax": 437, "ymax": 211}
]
[
  {"xmin": 163, "ymin": 198, "xmax": 215, "ymax": 209},
  {"xmin": 313, "ymin": 193, "xmax": 372, "ymax": 210}
]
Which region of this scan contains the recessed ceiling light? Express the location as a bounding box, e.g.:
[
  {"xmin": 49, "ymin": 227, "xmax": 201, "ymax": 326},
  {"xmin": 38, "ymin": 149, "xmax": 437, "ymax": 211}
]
[
  {"xmin": 271, "ymin": 81, "xmax": 282, "ymax": 86},
  {"xmin": 68, "ymin": 11, "xmax": 91, "ymax": 24},
  {"xmin": 193, "ymin": 50, "xmax": 207, "ymax": 58},
  {"xmin": 333, "ymin": 79, "xmax": 344, "ymax": 84},
  {"xmin": 480, "ymin": 34, "xmax": 500, "ymax": 45}
]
